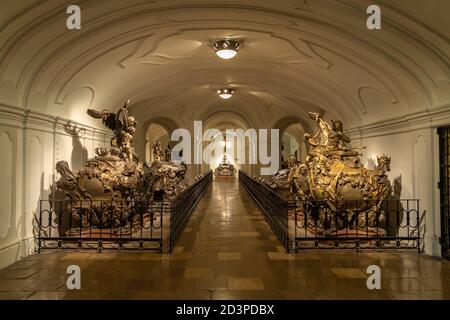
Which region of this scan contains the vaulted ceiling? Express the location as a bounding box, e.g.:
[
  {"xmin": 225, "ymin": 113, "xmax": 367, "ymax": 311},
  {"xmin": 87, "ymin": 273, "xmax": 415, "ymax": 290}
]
[{"xmin": 0, "ymin": 0, "xmax": 448, "ymax": 132}]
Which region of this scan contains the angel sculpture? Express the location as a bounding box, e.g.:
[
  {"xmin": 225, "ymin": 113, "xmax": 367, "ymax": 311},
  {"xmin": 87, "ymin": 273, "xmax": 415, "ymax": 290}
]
[{"xmin": 87, "ymin": 100, "xmax": 136, "ymax": 161}]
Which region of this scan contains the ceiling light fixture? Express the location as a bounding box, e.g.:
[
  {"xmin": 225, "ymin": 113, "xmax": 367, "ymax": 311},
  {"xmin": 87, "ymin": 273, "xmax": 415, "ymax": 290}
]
[
  {"xmin": 217, "ymin": 88, "xmax": 234, "ymax": 99},
  {"xmin": 213, "ymin": 39, "xmax": 241, "ymax": 59}
]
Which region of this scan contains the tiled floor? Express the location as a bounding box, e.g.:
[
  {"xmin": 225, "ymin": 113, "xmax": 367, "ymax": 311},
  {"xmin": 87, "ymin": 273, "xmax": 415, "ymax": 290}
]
[{"xmin": 1, "ymin": 178, "xmax": 450, "ymax": 300}]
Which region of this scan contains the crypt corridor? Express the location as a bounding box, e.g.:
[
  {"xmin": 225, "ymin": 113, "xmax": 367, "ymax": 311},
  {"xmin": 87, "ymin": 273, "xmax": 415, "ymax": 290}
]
[
  {"xmin": 1, "ymin": 178, "xmax": 449, "ymax": 300},
  {"xmin": 0, "ymin": 0, "xmax": 450, "ymax": 301}
]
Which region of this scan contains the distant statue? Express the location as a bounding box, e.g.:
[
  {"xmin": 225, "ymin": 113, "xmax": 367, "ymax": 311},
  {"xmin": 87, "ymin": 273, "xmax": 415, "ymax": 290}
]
[
  {"xmin": 164, "ymin": 144, "xmax": 171, "ymax": 162},
  {"xmin": 152, "ymin": 141, "xmax": 164, "ymax": 162},
  {"xmin": 287, "ymin": 154, "xmax": 299, "ymax": 169}
]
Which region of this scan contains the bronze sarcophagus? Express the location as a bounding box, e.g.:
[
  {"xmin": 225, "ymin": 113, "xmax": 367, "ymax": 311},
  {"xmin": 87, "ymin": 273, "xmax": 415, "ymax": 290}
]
[{"xmin": 50, "ymin": 101, "xmax": 188, "ymax": 236}]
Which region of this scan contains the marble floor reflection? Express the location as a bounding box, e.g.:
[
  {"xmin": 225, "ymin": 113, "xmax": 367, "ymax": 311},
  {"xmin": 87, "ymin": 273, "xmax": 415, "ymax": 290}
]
[{"xmin": 1, "ymin": 178, "xmax": 450, "ymax": 300}]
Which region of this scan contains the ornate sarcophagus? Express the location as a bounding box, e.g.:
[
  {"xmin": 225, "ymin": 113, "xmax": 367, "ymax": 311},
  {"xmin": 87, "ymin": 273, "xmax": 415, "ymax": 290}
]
[
  {"xmin": 215, "ymin": 155, "xmax": 235, "ymax": 177},
  {"xmin": 50, "ymin": 101, "xmax": 188, "ymax": 235},
  {"xmin": 288, "ymin": 112, "xmax": 394, "ymax": 234}
]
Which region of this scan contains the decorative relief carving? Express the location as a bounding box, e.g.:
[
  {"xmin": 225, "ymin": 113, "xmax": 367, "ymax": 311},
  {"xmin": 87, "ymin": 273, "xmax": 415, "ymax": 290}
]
[
  {"xmin": 357, "ymin": 85, "xmax": 398, "ymax": 114},
  {"xmin": 281, "ymin": 37, "xmax": 331, "ymax": 69},
  {"xmin": 55, "ymin": 85, "xmax": 96, "ymax": 107},
  {"xmin": 117, "ymin": 37, "xmax": 151, "ymax": 69}
]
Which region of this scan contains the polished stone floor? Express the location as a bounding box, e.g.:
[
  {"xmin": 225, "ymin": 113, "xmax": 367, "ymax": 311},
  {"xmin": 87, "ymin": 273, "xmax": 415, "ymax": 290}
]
[{"xmin": 1, "ymin": 178, "xmax": 450, "ymax": 300}]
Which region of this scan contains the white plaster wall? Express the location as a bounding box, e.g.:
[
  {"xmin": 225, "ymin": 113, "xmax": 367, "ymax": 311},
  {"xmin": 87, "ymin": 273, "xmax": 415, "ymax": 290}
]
[
  {"xmin": 0, "ymin": 104, "xmax": 111, "ymax": 269},
  {"xmin": 359, "ymin": 132, "xmax": 415, "ymax": 198},
  {"xmin": 349, "ymin": 107, "xmax": 450, "ymax": 257},
  {"xmin": 0, "ymin": 124, "xmax": 24, "ymax": 269}
]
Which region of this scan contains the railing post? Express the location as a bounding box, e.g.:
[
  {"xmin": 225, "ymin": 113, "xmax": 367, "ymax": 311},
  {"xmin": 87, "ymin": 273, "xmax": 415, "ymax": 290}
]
[
  {"xmin": 418, "ymin": 200, "xmax": 421, "ymax": 254},
  {"xmin": 161, "ymin": 201, "xmax": 171, "ymax": 253},
  {"xmin": 289, "ymin": 202, "xmax": 296, "ymax": 253},
  {"xmin": 38, "ymin": 200, "xmax": 42, "ymax": 253}
]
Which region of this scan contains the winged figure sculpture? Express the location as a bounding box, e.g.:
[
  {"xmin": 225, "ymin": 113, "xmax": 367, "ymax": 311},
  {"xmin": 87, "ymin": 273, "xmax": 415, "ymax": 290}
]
[
  {"xmin": 87, "ymin": 99, "xmax": 131, "ymax": 133},
  {"xmin": 87, "ymin": 100, "xmax": 137, "ymax": 161}
]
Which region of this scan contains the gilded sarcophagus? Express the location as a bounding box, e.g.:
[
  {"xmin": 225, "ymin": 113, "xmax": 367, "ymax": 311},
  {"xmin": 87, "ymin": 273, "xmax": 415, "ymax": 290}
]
[{"xmin": 288, "ymin": 112, "xmax": 394, "ymax": 234}]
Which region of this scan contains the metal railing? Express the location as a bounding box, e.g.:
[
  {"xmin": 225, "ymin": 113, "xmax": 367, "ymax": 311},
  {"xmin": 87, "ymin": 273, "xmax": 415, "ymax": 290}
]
[
  {"xmin": 37, "ymin": 171, "xmax": 212, "ymax": 252},
  {"xmin": 294, "ymin": 199, "xmax": 422, "ymax": 252},
  {"xmin": 169, "ymin": 170, "xmax": 212, "ymax": 250},
  {"xmin": 238, "ymin": 170, "xmax": 291, "ymax": 250},
  {"xmin": 238, "ymin": 170, "xmax": 422, "ymax": 253},
  {"xmin": 37, "ymin": 200, "xmax": 166, "ymax": 251}
]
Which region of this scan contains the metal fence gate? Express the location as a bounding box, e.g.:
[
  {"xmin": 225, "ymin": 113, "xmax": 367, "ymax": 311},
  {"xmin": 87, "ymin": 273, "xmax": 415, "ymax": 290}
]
[{"xmin": 438, "ymin": 126, "xmax": 450, "ymax": 259}]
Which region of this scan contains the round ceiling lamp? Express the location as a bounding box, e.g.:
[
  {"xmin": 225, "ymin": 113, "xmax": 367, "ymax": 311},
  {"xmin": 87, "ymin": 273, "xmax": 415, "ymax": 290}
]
[
  {"xmin": 217, "ymin": 88, "xmax": 234, "ymax": 99},
  {"xmin": 213, "ymin": 39, "xmax": 241, "ymax": 59}
]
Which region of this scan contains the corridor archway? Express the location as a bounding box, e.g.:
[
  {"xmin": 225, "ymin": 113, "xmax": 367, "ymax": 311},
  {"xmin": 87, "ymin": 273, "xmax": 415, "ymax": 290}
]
[{"xmin": 0, "ymin": 0, "xmax": 449, "ymax": 303}]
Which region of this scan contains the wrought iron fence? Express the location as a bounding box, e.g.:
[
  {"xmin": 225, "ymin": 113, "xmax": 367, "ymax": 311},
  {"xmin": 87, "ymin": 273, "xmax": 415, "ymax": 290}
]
[
  {"xmin": 170, "ymin": 170, "xmax": 213, "ymax": 250},
  {"xmin": 238, "ymin": 170, "xmax": 422, "ymax": 253},
  {"xmin": 438, "ymin": 126, "xmax": 450, "ymax": 259},
  {"xmin": 37, "ymin": 170, "xmax": 212, "ymax": 252},
  {"xmin": 37, "ymin": 199, "xmax": 166, "ymax": 251},
  {"xmin": 238, "ymin": 170, "xmax": 291, "ymax": 250},
  {"xmin": 294, "ymin": 199, "xmax": 422, "ymax": 252}
]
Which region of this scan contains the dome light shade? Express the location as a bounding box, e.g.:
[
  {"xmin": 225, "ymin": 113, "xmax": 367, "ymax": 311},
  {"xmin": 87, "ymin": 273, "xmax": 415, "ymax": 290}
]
[
  {"xmin": 216, "ymin": 49, "xmax": 238, "ymax": 60},
  {"xmin": 217, "ymin": 88, "xmax": 234, "ymax": 99},
  {"xmin": 213, "ymin": 39, "xmax": 240, "ymax": 60}
]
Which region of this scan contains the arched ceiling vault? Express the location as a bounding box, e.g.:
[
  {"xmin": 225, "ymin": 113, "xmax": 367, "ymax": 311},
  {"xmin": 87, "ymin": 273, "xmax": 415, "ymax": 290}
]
[{"xmin": 0, "ymin": 0, "xmax": 448, "ymax": 131}]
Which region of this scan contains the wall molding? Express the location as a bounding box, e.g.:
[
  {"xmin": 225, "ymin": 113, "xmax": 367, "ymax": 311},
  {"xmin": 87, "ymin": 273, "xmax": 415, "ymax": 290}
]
[
  {"xmin": 347, "ymin": 104, "xmax": 450, "ymax": 139},
  {"xmin": 0, "ymin": 103, "xmax": 112, "ymax": 140}
]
